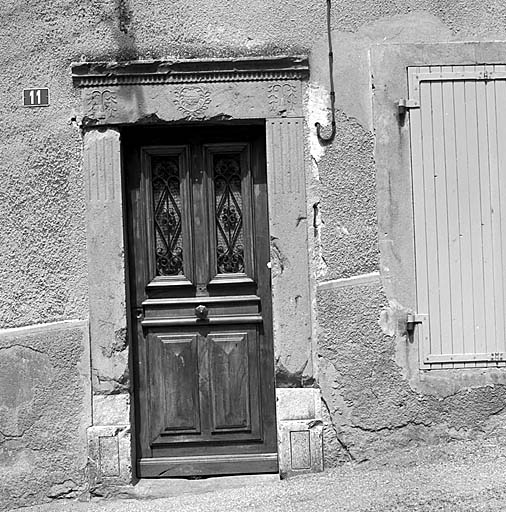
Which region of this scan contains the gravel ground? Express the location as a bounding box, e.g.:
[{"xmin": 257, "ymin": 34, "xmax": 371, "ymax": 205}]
[{"xmin": 13, "ymin": 439, "xmax": 506, "ymax": 512}]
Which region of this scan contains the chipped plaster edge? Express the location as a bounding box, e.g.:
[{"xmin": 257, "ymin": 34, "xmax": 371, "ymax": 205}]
[
  {"xmin": 318, "ymin": 271, "xmax": 381, "ymax": 291},
  {"xmin": 0, "ymin": 319, "xmax": 88, "ymax": 337}
]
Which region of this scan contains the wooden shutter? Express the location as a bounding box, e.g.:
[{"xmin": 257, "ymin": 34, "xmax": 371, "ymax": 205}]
[{"xmin": 408, "ymin": 65, "xmax": 506, "ymax": 369}]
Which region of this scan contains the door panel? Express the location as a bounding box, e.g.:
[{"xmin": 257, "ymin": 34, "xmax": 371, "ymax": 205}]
[
  {"xmin": 209, "ymin": 331, "xmax": 251, "ymax": 431},
  {"xmin": 208, "ymin": 329, "xmax": 261, "ymax": 435},
  {"xmin": 124, "ymin": 125, "xmax": 277, "ymax": 477},
  {"xmin": 148, "ymin": 333, "xmax": 200, "ymax": 441}
]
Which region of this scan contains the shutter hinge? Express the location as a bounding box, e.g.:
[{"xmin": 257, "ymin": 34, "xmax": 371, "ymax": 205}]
[
  {"xmin": 406, "ymin": 313, "xmax": 425, "ymax": 331},
  {"xmin": 397, "ymin": 98, "xmax": 420, "ymax": 116},
  {"xmin": 480, "ymin": 70, "xmax": 493, "ymax": 81}
]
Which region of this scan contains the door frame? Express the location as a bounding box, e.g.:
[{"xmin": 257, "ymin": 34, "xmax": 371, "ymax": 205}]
[{"xmin": 75, "ymin": 56, "xmax": 314, "ymax": 485}]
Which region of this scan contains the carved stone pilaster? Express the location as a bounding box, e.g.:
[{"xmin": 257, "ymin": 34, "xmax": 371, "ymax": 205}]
[
  {"xmin": 83, "ymin": 129, "xmax": 128, "ymax": 395},
  {"xmin": 84, "ymin": 128, "xmax": 132, "ymax": 486},
  {"xmin": 266, "ymin": 118, "xmax": 312, "ymax": 377}
]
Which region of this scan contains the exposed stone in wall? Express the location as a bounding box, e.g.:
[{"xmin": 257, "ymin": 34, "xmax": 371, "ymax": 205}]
[
  {"xmin": 275, "ymin": 359, "xmax": 315, "ymax": 388},
  {"xmin": 87, "ymin": 424, "xmax": 132, "ymax": 496},
  {"xmin": 266, "ymin": 118, "xmax": 314, "ymax": 379},
  {"xmin": 317, "ymin": 282, "xmax": 506, "ymax": 463},
  {"xmin": 0, "ymin": 321, "xmax": 91, "ymax": 511},
  {"xmin": 316, "ymin": 110, "xmax": 378, "ymax": 280}
]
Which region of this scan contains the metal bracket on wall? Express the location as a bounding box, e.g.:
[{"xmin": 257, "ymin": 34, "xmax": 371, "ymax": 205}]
[
  {"xmin": 406, "ymin": 313, "xmax": 425, "ymax": 332},
  {"xmin": 397, "ymin": 98, "xmax": 420, "ymax": 116}
]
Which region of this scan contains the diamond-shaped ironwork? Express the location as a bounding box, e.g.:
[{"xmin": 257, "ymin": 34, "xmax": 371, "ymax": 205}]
[
  {"xmin": 214, "ymin": 156, "xmax": 244, "ymax": 273},
  {"xmin": 152, "ymin": 157, "xmax": 184, "ymax": 275}
]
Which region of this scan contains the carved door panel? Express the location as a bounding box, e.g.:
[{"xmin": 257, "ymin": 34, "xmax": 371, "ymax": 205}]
[{"xmin": 124, "ymin": 125, "xmax": 278, "ymax": 477}]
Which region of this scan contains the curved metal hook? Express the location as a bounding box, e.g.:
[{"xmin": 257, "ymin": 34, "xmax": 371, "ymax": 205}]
[
  {"xmin": 316, "ymin": 0, "xmax": 336, "ymax": 143},
  {"xmin": 315, "ymin": 119, "xmax": 336, "ymax": 143}
]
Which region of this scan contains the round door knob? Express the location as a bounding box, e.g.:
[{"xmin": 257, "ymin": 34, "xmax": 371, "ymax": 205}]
[{"xmin": 195, "ymin": 304, "xmax": 208, "ymax": 319}]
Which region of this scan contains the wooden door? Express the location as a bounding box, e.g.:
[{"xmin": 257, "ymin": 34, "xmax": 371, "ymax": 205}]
[{"xmin": 124, "ymin": 125, "xmax": 278, "ymax": 477}]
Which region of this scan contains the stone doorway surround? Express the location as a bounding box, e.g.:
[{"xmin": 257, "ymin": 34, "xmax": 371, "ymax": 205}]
[{"xmin": 71, "ymin": 56, "xmax": 322, "ymax": 490}]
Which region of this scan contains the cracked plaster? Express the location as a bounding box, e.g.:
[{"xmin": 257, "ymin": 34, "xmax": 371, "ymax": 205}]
[
  {"xmin": 0, "ymin": 321, "xmax": 91, "ymax": 510},
  {"xmin": 317, "ymin": 281, "xmax": 506, "ymax": 462}
]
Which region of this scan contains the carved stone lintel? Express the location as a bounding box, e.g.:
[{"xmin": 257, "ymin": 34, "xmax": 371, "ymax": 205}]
[{"xmin": 77, "ymin": 59, "xmax": 306, "ymax": 125}]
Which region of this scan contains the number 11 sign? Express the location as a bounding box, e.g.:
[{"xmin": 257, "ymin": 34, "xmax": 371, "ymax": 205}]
[{"xmin": 23, "ymin": 88, "xmax": 49, "ymax": 107}]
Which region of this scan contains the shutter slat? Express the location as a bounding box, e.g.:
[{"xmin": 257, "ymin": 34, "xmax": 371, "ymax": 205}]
[
  {"xmin": 476, "ymin": 65, "xmax": 495, "ymax": 358},
  {"xmin": 466, "ymin": 66, "xmax": 486, "ymax": 367},
  {"xmin": 431, "ymin": 68, "xmax": 453, "ymax": 366},
  {"xmin": 441, "ymin": 66, "xmax": 463, "ymax": 368},
  {"xmin": 421, "ymin": 69, "xmax": 443, "ymax": 369},
  {"xmin": 453, "ymin": 66, "xmax": 476, "ymax": 367},
  {"xmin": 494, "ymin": 68, "xmax": 506, "ymax": 356},
  {"xmin": 450, "ymin": 65, "xmax": 467, "ymax": 369},
  {"xmin": 487, "ymin": 66, "xmax": 505, "ymax": 354}
]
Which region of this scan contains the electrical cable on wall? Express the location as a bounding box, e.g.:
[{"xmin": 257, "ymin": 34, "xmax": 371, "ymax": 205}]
[{"xmin": 315, "ymin": 0, "xmax": 336, "ymax": 143}]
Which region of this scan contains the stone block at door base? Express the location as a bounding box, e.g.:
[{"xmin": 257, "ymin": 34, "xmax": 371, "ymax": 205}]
[
  {"xmin": 87, "ymin": 425, "xmax": 131, "ymax": 489},
  {"xmin": 276, "ymin": 388, "xmax": 324, "ymax": 477},
  {"xmin": 278, "ymin": 419, "xmax": 323, "ymax": 477}
]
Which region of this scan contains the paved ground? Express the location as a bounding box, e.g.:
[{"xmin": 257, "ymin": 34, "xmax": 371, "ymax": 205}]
[{"xmin": 13, "ymin": 438, "xmax": 506, "ymax": 512}]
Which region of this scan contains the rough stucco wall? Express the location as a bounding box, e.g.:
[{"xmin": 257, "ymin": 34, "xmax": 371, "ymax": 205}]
[
  {"xmin": 316, "ymin": 111, "xmax": 378, "ymax": 280},
  {"xmin": 0, "ymin": 321, "xmax": 90, "ymax": 511},
  {"xmin": 33, "ymin": 0, "xmax": 506, "ymax": 61},
  {"xmin": 0, "ymin": 127, "xmax": 86, "ymax": 328},
  {"xmin": 0, "ymin": 26, "xmax": 86, "ymax": 329},
  {"xmin": 331, "ymin": 0, "xmax": 506, "ymax": 36},
  {"xmin": 0, "ymin": 4, "xmax": 92, "ymax": 508}
]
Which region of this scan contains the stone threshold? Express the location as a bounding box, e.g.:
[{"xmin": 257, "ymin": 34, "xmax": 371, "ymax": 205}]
[{"xmin": 93, "ymin": 473, "xmax": 280, "ymax": 500}]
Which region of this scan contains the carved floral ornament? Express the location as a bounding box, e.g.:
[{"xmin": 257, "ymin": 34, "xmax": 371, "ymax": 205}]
[
  {"xmin": 86, "ymin": 90, "xmax": 117, "ymax": 120},
  {"xmin": 173, "ymin": 86, "xmax": 211, "ymax": 118},
  {"xmin": 267, "ymin": 83, "xmax": 297, "ymax": 114}
]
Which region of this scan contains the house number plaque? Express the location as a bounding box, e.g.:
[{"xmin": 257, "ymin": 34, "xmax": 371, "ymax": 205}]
[{"xmin": 23, "ymin": 88, "xmax": 49, "ymax": 107}]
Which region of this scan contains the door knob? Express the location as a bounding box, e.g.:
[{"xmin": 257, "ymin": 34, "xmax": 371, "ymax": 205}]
[{"xmin": 195, "ymin": 304, "xmax": 208, "ymax": 319}]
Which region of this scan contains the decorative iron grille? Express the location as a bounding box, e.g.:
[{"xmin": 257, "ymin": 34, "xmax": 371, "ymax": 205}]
[
  {"xmin": 214, "ymin": 155, "xmax": 244, "ymax": 273},
  {"xmin": 152, "ymin": 156, "xmax": 184, "ymax": 275}
]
